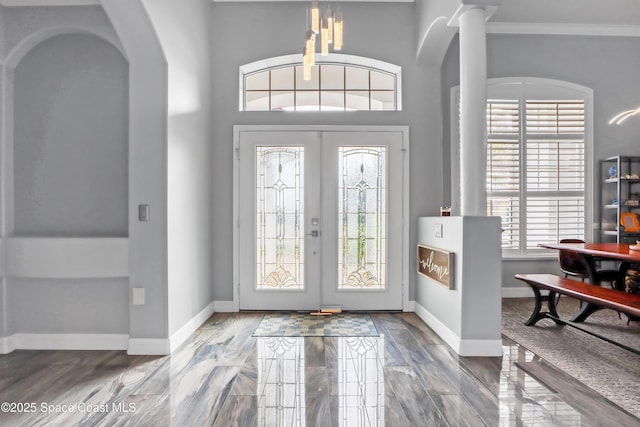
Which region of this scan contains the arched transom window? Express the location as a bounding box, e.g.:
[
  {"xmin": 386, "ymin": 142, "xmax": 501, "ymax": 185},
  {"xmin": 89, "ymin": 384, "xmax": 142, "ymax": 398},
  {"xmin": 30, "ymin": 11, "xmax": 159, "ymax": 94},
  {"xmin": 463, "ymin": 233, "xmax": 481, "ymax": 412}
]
[{"xmin": 239, "ymin": 54, "xmax": 401, "ymax": 111}]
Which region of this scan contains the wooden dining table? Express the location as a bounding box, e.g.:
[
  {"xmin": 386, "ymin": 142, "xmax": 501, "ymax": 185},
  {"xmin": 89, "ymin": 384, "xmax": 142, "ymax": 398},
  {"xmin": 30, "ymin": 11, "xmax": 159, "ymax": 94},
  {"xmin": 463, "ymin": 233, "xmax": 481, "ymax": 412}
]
[{"xmin": 538, "ymin": 242, "xmax": 640, "ymax": 321}]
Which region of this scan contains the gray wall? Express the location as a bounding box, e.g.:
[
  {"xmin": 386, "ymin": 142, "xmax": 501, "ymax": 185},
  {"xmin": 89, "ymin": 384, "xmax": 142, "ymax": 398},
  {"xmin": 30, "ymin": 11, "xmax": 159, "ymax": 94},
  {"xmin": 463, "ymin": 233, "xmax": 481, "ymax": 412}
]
[
  {"xmin": 2, "ymin": 1, "xmax": 216, "ymax": 346},
  {"xmin": 442, "ymin": 34, "xmax": 640, "ymax": 288},
  {"xmin": 2, "ymin": 6, "xmax": 130, "ymax": 337},
  {"xmin": 14, "ymin": 33, "xmax": 128, "ymax": 237},
  {"xmin": 211, "ymin": 3, "xmax": 444, "ymax": 302},
  {"xmin": 142, "ymin": 0, "xmax": 214, "ymax": 336},
  {"xmin": 417, "ymin": 216, "xmax": 502, "ymax": 356},
  {"xmin": 9, "ymin": 278, "xmax": 128, "ymax": 334},
  {"xmin": 101, "ymin": 0, "xmax": 170, "ymax": 343}
]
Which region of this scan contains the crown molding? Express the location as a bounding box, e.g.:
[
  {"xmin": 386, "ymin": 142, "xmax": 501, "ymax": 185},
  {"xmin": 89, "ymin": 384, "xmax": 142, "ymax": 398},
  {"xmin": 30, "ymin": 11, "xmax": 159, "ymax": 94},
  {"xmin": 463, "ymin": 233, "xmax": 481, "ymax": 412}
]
[
  {"xmin": 487, "ymin": 22, "xmax": 640, "ymax": 37},
  {"xmin": 0, "ymin": 0, "xmax": 99, "ymax": 6}
]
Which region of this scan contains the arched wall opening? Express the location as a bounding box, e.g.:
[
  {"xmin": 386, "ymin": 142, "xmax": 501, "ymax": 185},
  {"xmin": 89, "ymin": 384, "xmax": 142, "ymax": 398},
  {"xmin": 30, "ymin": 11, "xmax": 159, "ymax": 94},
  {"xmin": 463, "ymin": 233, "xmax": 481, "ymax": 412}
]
[
  {"xmin": 0, "ymin": 28, "xmax": 131, "ymax": 347},
  {"xmin": 12, "ymin": 32, "xmax": 129, "ymax": 236}
]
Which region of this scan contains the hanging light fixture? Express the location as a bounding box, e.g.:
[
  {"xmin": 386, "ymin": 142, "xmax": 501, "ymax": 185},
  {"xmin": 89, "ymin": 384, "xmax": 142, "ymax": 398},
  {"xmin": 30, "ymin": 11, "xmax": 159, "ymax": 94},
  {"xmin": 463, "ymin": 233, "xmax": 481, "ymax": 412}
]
[
  {"xmin": 321, "ymin": 12, "xmax": 330, "ymax": 56},
  {"xmin": 303, "ymin": 45, "xmax": 312, "ymax": 81},
  {"xmin": 302, "ymin": 2, "xmax": 344, "ymax": 80},
  {"xmin": 305, "ymin": 30, "xmax": 316, "ymax": 66},
  {"xmin": 333, "ymin": 9, "xmax": 343, "ymax": 51},
  {"xmin": 310, "ymin": 0, "xmax": 320, "ymax": 34},
  {"xmin": 303, "ymin": 30, "xmax": 314, "ymax": 81}
]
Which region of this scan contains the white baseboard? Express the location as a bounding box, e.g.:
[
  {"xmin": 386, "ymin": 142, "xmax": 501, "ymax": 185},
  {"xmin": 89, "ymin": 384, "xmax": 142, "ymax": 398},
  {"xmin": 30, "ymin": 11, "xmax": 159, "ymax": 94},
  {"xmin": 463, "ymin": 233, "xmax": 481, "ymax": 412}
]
[
  {"xmin": 0, "ymin": 301, "xmax": 216, "ymax": 356},
  {"xmin": 127, "ymin": 338, "xmax": 170, "ymax": 355},
  {"xmin": 414, "ymin": 302, "xmax": 502, "ymax": 357},
  {"xmin": 169, "ymin": 301, "xmax": 215, "ymax": 353},
  {"xmin": 0, "ymin": 335, "xmax": 15, "ymax": 354},
  {"xmin": 458, "ymin": 339, "xmax": 504, "ymax": 357},
  {"xmin": 213, "ymin": 300, "xmax": 236, "ymax": 312},
  {"xmin": 5, "ymin": 333, "xmax": 128, "ymax": 352},
  {"xmin": 502, "ymin": 287, "xmax": 533, "ymax": 298},
  {"xmin": 0, "ymin": 333, "xmax": 169, "ymax": 356},
  {"xmin": 414, "ymin": 302, "xmax": 462, "ymax": 352},
  {"xmin": 403, "ymin": 300, "xmax": 416, "ymax": 312}
]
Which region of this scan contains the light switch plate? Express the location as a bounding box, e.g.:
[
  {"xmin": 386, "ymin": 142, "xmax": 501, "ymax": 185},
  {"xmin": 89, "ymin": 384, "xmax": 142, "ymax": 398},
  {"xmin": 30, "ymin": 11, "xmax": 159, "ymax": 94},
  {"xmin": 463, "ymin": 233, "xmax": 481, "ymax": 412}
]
[
  {"xmin": 435, "ymin": 223, "xmax": 443, "ymax": 238},
  {"xmin": 133, "ymin": 288, "xmax": 145, "ymax": 305},
  {"xmin": 139, "ymin": 204, "xmax": 150, "ymax": 222}
]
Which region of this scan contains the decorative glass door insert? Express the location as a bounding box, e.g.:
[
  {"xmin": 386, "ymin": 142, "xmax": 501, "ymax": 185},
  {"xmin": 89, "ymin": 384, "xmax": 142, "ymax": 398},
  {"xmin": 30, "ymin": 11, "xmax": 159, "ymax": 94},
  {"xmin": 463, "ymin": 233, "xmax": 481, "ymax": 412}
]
[
  {"xmin": 256, "ymin": 147, "xmax": 304, "ymax": 290},
  {"xmin": 338, "ymin": 147, "xmax": 386, "ymax": 290}
]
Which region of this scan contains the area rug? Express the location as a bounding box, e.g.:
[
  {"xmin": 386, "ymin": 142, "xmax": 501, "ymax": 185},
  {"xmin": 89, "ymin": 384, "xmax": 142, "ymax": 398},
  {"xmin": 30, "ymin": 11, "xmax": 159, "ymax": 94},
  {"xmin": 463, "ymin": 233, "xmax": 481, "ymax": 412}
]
[
  {"xmin": 502, "ymin": 297, "xmax": 640, "ymax": 418},
  {"xmin": 252, "ymin": 312, "xmax": 379, "ymax": 337}
]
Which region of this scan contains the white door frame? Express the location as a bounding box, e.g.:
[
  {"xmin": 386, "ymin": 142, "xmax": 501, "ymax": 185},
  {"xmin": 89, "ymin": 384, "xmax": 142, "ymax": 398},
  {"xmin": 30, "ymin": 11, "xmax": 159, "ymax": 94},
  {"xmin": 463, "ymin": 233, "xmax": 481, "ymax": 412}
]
[{"xmin": 232, "ymin": 125, "xmax": 410, "ymax": 312}]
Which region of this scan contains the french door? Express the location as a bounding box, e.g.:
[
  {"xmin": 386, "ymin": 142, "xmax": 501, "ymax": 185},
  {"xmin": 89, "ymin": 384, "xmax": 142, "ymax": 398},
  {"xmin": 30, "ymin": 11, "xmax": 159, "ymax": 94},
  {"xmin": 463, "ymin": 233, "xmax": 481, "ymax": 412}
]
[{"xmin": 235, "ymin": 128, "xmax": 406, "ymax": 311}]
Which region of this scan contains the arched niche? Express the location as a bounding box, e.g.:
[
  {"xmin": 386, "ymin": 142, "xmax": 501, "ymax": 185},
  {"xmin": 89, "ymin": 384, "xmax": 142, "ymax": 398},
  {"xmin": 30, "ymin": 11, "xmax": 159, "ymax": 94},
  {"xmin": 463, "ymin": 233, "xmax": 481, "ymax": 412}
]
[{"xmin": 12, "ymin": 32, "xmax": 128, "ymax": 236}]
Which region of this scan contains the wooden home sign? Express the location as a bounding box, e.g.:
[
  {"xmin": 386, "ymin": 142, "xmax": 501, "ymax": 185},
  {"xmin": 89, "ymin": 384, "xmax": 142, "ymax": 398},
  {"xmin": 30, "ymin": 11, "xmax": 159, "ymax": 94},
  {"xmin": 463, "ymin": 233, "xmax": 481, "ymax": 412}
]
[{"xmin": 417, "ymin": 244, "xmax": 453, "ymax": 289}]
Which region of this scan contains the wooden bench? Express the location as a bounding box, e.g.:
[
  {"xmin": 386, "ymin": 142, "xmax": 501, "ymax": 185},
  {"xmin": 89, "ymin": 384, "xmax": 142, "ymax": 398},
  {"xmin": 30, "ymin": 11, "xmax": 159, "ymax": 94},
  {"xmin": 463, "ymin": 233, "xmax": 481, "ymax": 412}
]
[{"xmin": 514, "ymin": 273, "xmax": 640, "ymax": 354}]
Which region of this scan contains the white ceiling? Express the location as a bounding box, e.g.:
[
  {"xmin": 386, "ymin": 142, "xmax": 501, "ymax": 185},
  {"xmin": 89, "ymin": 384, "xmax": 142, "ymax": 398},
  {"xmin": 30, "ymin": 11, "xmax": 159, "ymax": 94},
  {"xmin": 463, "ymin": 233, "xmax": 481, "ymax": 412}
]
[
  {"xmin": 491, "ymin": 0, "xmax": 640, "ymax": 27},
  {"xmin": 2, "ymin": 0, "xmax": 639, "ymax": 30},
  {"xmin": 0, "ymin": 0, "xmax": 99, "ymax": 5}
]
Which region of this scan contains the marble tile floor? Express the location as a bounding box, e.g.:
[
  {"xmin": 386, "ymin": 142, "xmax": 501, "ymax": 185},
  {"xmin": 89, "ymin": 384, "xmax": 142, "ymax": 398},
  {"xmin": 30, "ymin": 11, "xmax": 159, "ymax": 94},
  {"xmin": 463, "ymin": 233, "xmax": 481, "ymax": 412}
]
[{"xmin": 0, "ymin": 312, "xmax": 638, "ymax": 427}]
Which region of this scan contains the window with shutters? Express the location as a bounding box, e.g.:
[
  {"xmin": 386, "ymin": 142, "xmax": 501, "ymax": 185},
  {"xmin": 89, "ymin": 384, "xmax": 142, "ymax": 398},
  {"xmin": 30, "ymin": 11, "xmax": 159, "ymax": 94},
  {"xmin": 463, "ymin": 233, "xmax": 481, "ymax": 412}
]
[
  {"xmin": 485, "ymin": 81, "xmax": 589, "ymax": 256},
  {"xmin": 452, "ymin": 78, "xmax": 592, "ymax": 257}
]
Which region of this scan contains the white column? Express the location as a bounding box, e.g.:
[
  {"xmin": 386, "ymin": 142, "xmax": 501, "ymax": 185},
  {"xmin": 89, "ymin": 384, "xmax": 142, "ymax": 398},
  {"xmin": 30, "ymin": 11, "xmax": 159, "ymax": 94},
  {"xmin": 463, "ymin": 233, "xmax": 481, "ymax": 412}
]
[{"xmin": 459, "ymin": 7, "xmax": 487, "ymax": 216}]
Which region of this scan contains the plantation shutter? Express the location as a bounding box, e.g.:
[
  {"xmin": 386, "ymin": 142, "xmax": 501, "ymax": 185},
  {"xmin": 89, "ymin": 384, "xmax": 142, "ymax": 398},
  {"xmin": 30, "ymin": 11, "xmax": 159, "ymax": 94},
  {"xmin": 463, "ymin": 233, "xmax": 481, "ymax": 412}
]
[
  {"xmin": 486, "ymin": 98, "xmax": 585, "ymax": 253},
  {"xmin": 525, "ymin": 100, "xmax": 585, "ymax": 248},
  {"xmin": 487, "ymin": 100, "xmax": 520, "ymax": 250}
]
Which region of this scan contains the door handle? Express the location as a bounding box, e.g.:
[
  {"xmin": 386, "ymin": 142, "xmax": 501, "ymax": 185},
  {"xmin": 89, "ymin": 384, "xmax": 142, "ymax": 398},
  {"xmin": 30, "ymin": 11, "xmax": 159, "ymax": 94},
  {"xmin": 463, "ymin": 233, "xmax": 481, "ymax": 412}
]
[{"xmin": 307, "ymin": 230, "xmax": 319, "ymax": 237}]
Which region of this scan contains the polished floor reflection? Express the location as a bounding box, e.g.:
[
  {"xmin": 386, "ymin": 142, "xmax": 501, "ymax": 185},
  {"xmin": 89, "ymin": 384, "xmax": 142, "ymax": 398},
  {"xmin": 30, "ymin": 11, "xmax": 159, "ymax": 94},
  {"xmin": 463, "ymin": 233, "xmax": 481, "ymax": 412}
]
[
  {"xmin": 0, "ymin": 312, "xmax": 638, "ymax": 426},
  {"xmin": 257, "ymin": 338, "xmax": 306, "ymax": 426},
  {"xmin": 256, "ymin": 336, "xmax": 385, "ymax": 427}
]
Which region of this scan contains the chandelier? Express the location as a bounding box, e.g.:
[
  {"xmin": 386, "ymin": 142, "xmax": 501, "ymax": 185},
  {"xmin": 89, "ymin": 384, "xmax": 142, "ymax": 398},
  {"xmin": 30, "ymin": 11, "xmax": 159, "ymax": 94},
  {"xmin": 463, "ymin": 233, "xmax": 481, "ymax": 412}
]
[
  {"xmin": 302, "ymin": 1, "xmax": 344, "ymax": 80},
  {"xmin": 609, "ymin": 107, "xmax": 640, "ymax": 125}
]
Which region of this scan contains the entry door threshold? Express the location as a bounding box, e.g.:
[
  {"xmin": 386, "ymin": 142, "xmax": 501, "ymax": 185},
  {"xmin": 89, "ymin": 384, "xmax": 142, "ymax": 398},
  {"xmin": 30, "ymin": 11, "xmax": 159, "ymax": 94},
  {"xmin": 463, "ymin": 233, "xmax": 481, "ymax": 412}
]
[
  {"xmin": 301, "ymin": 305, "xmax": 343, "ymax": 316},
  {"xmin": 320, "ymin": 305, "xmax": 342, "ymax": 313}
]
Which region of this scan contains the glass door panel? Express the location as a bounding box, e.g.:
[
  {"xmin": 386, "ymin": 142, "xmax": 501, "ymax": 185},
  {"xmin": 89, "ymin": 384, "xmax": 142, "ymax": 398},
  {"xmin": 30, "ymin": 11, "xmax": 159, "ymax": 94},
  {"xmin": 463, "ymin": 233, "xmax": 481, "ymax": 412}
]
[
  {"xmin": 321, "ymin": 131, "xmax": 404, "ymax": 310},
  {"xmin": 338, "ymin": 147, "xmax": 387, "ymax": 290},
  {"xmin": 239, "ymin": 131, "xmax": 320, "ymax": 310},
  {"xmin": 256, "ymin": 147, "xmax": 305, "ymax": 290}
]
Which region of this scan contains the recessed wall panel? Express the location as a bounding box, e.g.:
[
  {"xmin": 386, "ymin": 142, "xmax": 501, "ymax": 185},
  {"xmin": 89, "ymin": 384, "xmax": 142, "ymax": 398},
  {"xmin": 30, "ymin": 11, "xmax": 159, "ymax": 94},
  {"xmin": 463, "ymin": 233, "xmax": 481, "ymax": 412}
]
[{"xmin": 13, "ymin": 34, "xmax": 128, "ymax": 236}]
